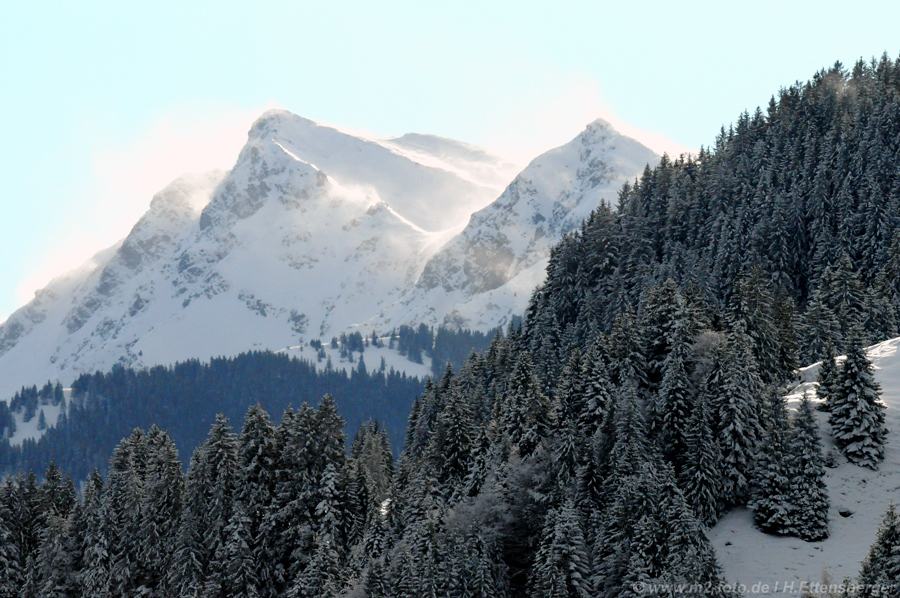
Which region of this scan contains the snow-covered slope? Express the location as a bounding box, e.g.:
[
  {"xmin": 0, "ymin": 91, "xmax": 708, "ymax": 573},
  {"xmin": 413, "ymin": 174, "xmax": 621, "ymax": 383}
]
[
  {"xmin": 0, "ymin": 110, "xmax": 517, "ymax": 399},
  {"xmin": 368, "ymin": 118, "xmax": 659, "ymax": 331},
  {"xmin": 709, "ymin": 337, "xmax": 900, "ymax": 587},
  {"xmin": 0, "ymin": 111, "xmax": 658, "ymax": 400}
]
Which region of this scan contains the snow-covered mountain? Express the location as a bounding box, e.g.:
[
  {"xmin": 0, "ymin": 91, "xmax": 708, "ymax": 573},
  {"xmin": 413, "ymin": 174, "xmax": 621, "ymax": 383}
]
[
  {"xmin": 710, "ymin": 337, "xmax": 900, "ymax": 586},
  {"xmin": 0, "ymin": 110, "xmax": 658, "ymax": 398},
  {"xmin": 368, "ymin": 118, "xmax": 659, "ymax": 331},
  {"xmin": 0, "ymin": 110, "xmax": 518, "ymax": 398}
]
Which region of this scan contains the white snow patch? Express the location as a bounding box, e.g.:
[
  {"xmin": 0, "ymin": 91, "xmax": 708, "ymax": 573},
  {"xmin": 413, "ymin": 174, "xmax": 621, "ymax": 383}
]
[
  {"xmin": 6, "ymin": 389, "xmax": 71, "ymax": 446},
  {"xmin": 275, "ymin": 341, "xmax": 433, "ymax": 380}
]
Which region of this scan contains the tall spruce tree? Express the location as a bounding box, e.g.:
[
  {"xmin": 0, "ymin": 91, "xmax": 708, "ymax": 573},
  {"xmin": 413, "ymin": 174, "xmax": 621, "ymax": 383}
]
[
  {"xmin": 0, "ymin": 491, "xmax": 23, "ymax": 598},
  {"xmin": 816, "ymin": 342, "xmax": 840, "ymax": 412},
  {"xmin": 140, "ymin": 425, "xmax": 184, "ymax": 595},
  {"xmin": 750, "ymin": 390, "xmax": 795, "ymax": 536},
  {"xmin": 789, "ymin": 394, "xmax": 830, "ymax": 542},
  {"xmin": 679, "ymin": 393, "xmax": 722, "ymax": 527},
  {"xmin": 234, "ymin": 403, "xmax": 279, "ymax": 597},
  {"xmin": 713, "ymin": 323, "xmax": 764, "ymax": 507},
  {"xmin": 656, "ymin": 326, "xmax": 696, "ymax": 473},
  {"xmin": 857, "ymin": 504, "xmax": 900, "ymax": 594},
  {"xmin": 528, "ymin": 497, "xmax": 591, "ymax": 598},
  {"xmin": 829, "ymin": 334, "xmax": 887, "ymax": 468}
]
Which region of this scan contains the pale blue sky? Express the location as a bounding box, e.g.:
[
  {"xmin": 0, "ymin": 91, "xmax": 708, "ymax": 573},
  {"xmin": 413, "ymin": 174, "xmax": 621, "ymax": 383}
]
[{"xmin": 2, "ymin": 0, "xmax": 899, "ymax": 318}]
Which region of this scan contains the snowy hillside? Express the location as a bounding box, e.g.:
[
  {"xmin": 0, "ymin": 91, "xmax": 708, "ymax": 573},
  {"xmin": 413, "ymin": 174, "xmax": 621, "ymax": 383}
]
[
  {"xmin": 0, "ymin": 110, "xmax": 515, "ymax": 399},
  {"xmin": 369, "ymin": 118, "xmax": 659, "ymax": 331},
  {"xmin": 709, "ymin": 336, "xmax": 900, "ymax": 587}
]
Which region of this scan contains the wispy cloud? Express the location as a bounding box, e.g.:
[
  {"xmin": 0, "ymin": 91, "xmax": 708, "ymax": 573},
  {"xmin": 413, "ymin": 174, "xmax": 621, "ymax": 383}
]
[
  {"xmin": 484, "ymin": 75, "xmax": 694, "ymax": 165},
  {"xmin": 14, "ymin": 104, "xmax": 271, "ymax": 307}
]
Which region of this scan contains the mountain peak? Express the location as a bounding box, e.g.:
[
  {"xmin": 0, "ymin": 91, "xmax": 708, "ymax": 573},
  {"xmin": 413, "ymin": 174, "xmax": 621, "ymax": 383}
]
[
  {"xmin": 585, "ymin": 116, "xmax": 616, "ymax": 131},
  {"xmin": 0, "ymin": 111, "xmax": 521, "ymax": 398},
  {"xmin": 374, "ymin": 119, "xmax": 660, "ymax": 331},
  {"xmin": 249, "ymin": 109, "xmax": 316, "ymax": 136}
]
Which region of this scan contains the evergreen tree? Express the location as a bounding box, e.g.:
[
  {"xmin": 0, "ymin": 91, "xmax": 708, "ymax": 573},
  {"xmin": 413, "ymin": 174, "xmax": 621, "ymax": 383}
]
[
  {"xmin": 656, "ymin": 471, "xmax": 725, "ymax": 590},
  {"xmin": 799, "ymin": 295, "xmax": 842, "ymax": 365},
  {"xmin": 459, "ymin": 527, "xmax": 507, "ymax": 598},
  {"xmin": 640, "ymin": 279, "xmax": 685, "ymax": 394},
  {"xmin": 816, "ymin": 342, "xmax": 841, "ymax": 412},
  {"xmin": 528, "ymin": 498, "xmax": 591, "ymax": 598},
  {"xmin": 655, "ymin": 326, "xmax": 696, "ymax": 472},
  {"xmin": 36, "ymin": 514, "xmax": 78, "ymax": 598},
  {"xmin": 235, "ymin": 403, "xmax": 279, "ymax": 596},
  {"xmin": 773, "ymin": 293, "xmax": 800, "ymax": 381},
  {"xmin": 713, "ymin": 323, "xmax": 764, "ymax": 507},
  {"xmin": 857, "ymin": 504, "xmax": 900, "ymax": 594},
  {"xmin": 140, "ymin": 426, "xmax": 184, "ymax": 595},
  {"xmin": 267, "ymin": 403, "xmax": 319, "ymax": 591},
  {"xmin": 428, "ymin": 381, "xmax": 475, "ymax": 499},
  {"xmin": 679, "ymin": 394, "xmax": 722, "ymax": 527},
  {"xmin": 823, "ymin": 254, "xmax": 868, "ymax": 343},
  {"xmin": 221, "ymin": 505, "xmax": 261, "ymax": 598},
  {"xmin": 81, "ymin": 471, "xmax": 113, "ymax": 598},
  {"xmin": 551, "ymin": 352, "xmax": 586, "ymax": 486},
  {"xmin": 729, "ymin": 266, "xmax": 781, "ymax": 385},
  {"xmin": 498, "ymin": 354, "xmax": 553, "ymax": 459},
  {"xmin": 0, "ymin": 493, "xmax": 23, "ymax": 598},
  {"xmin": 750, "ymin": 390, "xmax": 795, "ymax": 536},
  {"xmin": 789, "ymin": 394, "xmax": 830, "ymax": 542},
  {"xmin": 177, "ymin": 415, "xmax": 238, "ymax": 596},
  {"xmin": 102, "ymin": 429, "xmax": 149, "ymax": 597},
  {"xmin": 829, "ymin": 335, "xmax": 887, "ymax": 468},
  {"xmin": 578, "ymin": 344, "xmax": 615, "ymax": 440}
]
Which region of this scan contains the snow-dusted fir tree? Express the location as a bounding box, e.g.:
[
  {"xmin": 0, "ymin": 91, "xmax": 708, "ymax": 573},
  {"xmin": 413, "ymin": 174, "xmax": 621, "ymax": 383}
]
[
  {"xmin": 641, "ymin": 279, "xmax": 686, "ymax": 394},
  {"xmin": 552, "ymin": 352, "xmax": 587, "ymax": 486},
  {"xmin": 234, "ymin": 403, "xmax": 279, "ymax": 595},
  {"xmin": 139, "ymin": 426, "xmax": 185, "ymax": 595},
  {"xmin": 528, "ymin": 496, "xmax": 591, "ymax": 598},
  {"xmin": 428, "ymin": 382, "xmax": 475, "ymax": 498},
  {"xmin": 679, "ymin": 393, "xmax": 722, "ymax": 527},
  {"xmin": 829, "ymin": 334, "xmax": 887, "ymax": 468},
  {"xmin": 267, "ymin": 403, "xmax": 319, "ymax": 589},
  {"xmin": 80, "ymin": 471, "xmax": 114, "ymax": 598},
  {"xmin": 657, "ymin": 473, "xmax": 726, "ymax": 591},
  {"xmin": 656, "ymin": 328, "xmax": 695, "ymax": 473},
  {"xmin": 172, "ymin": 415, "xmax": 237, "ymax": 596},
  {"xmin": 459, "ymin": 527, "xmax": 507, "ymax": 598},
  {"xmin": 816, "ymin": 342, "xmax": 840, "ymax": 412},
  {"xmin": 503, "ymin": 354, "xmax": 554, "ymax": 459},
  {"xmin": 799, "ymin": 295, "xmax": 841, "ymax": 364},
  {"xmin": 102, "ymin": 430, "xmax": 150, "ymax": 597},
  {"xmin": 825, "ymin": 254, "xmax": 868, "ymax": 343},
  {"xmin": 857, "ymin": 504, "xmax": 900, "ymax": 593},
  {"xmin": 789, "ymin": 394, "xmax": 829, "ymax": 541},
  {"xmin": 578, "ymin": 343, "xmax": 614, "ymax": 440},
  {"xmin": 729, "ymin": 266, "xmax": 781, "ymax": 384},
  {"xmin": 750, "ymin": 389, "xmax": 794, "ymax": 536},
  {"xmin": 713, "ymin": 322, "xmax": 764, "ymax": 507},
  {"xmin": 221, "ymin": 505, "xmax": 261, "ymax": 598},
  {"xmin": 0, "ymin": 495, "xmax": 23, "ymax": 598}
]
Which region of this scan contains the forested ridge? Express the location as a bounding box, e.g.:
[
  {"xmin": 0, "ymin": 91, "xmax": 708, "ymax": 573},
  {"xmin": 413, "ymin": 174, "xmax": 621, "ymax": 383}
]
[
  {"xmin": 0, "ymin": 323, "xmax": 501, "ymax": 482},
  {"xmin": 0, "ymin": 352, "xmax": 424, "ymax": 483},
  {"xmin": 4, "ymin": 56, "xmax": 900, "ymax": 596}
]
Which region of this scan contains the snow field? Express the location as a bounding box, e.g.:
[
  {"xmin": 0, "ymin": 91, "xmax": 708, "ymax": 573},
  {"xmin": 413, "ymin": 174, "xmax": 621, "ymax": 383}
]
[{"xmin": 709, "ymin": 337, "xmax": 900, "ymax": 589}]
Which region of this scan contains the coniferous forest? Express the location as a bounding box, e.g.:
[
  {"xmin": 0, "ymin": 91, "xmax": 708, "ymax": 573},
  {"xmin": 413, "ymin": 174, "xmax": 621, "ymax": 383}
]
[
  {"xmin": 0, "ymin": 351, "xmax": 424, "ymax": 483},
  {"xmin": 5, "ymin": 56, "xmax": 900, "ymax": 595}
]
